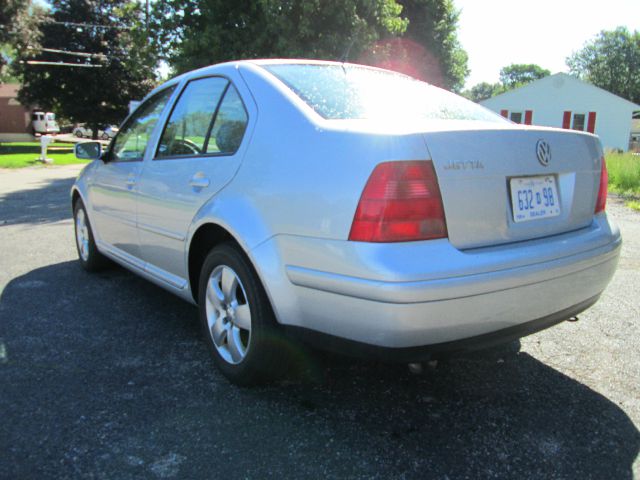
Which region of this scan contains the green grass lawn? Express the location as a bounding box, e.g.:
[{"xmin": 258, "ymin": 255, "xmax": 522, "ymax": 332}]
[
  {"xmin": 606, "ymin": 152, "xmax": 640, "ymax": 193},
  {"xmin": 606, "ymin": 152, "xmax": 640, "ymax": 211},
  {"xmin": 0, "ymin": 142, "xmax": 90, "ymax": 168}
]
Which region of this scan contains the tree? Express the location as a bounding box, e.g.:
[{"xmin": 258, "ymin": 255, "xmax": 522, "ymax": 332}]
[
  {"xmin": 499, "ymin": 63, "xmax": 550, "ymax": 89},
  {"xmin": 393, "ymin": 0, "xmax": 469, "ymax": 91},
  {"xmin": 567, "ymin": 27, "xmax": 640, "ymax": 105},
  {"xmin": 153, "ymin": 0, "xmax": 408, "ymax": 75},
  {"xmin": 462, "ymin": 81, "xmax": 504, "ymax": 103},
  {"xmin": 0, "ymin": 0, "xmax": 43, "ymax": 81},
  {"xmin": 0, "ymin": 0, "xmax": 31, "ymax": 55},
  {"xmin": 153, "ymin": 0, "xmax": 469, "ymax": 91},
  {"xmin": 15, "ymin": 0, "xmax": 157, "ymax": 138},
  {"xmin": 462, "ymin": 63, "xmax": 549, "ymax": 103}
]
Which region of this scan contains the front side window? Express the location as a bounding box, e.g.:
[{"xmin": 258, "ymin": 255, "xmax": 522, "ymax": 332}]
[
  {"xmin": 157, "ymin": 77, "xmax": 228, "ymax": 158},
  {"xmin": 264, "ymin": 63, "xmax": 505, "ymax": 123},
  {"xmin": 110, "ymin": 86, "xmax": 175, "ymax": 162}
]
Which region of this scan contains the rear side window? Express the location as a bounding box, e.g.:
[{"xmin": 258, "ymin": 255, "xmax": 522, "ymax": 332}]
[
  {"xmin": 264, "ymin": 64, "xmax": 505, "ymax": 123},
  {"xmin": 157, "ymin": 77, "xmax": 228, "ymax": 158},
  {"xmin": 111, "ymin": 86, "xmax": 175, "ymax": 162},
  {"xmin": 157, "ymin": 78, "xmax": 248, "ymax": 159},
  {"xmin": 206, "ymin": 85, "xmax": 248, "ymax": 155}
]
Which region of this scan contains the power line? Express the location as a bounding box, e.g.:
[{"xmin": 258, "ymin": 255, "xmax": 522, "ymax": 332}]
[
  {"xmin": 38, "ymin": 47, "xmax": 107, "ymax": 60},
  {"xmin": 46, "ymin": 20, "xmax": 133, "ymax": 31},
  {"xmin": 21, "ymin": 60, "xmax": 103, "ymax": 68}
]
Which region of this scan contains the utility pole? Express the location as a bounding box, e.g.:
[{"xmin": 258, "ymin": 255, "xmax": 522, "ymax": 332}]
[{"xmin": 146, "ymin": 0, "xmax": 150, "ymax": 33}]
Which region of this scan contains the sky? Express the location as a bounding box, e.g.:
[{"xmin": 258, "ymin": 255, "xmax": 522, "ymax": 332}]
[{"xmin": 455, "ymin": 0, "xmax": 640, "ymax": 89}]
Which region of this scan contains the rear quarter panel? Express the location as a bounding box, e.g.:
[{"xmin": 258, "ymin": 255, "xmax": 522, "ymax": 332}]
[{"xmin": 221, "ymin": 64, "xmax": 431, "ymax": 244}]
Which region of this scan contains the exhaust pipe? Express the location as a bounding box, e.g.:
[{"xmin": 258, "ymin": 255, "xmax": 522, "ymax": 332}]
[{"xmin": 408, "ymin": 360, "xmax": 438, "ymax": 375}]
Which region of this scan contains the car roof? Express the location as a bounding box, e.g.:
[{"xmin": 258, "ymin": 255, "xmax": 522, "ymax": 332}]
[{"xmin": 144, "ymin": 59, "xmax": 401, "ymax": 101}]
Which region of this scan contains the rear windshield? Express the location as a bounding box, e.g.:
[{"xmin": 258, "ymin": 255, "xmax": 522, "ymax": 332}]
[{"xmin": 264, "ymin": 64, "xmax": 504, "ymax": 123}]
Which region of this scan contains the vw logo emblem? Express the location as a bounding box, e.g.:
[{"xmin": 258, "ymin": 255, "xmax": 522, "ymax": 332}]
[{"xmin": 536, "ymin": 139, "xmax": 551, "ymax": 166}]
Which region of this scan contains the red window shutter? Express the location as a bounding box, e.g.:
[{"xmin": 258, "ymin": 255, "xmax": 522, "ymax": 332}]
[
  {"xmin": 587, "ymin": 112, "xmax": 597, "ymax": 133},
  {"xmin": 500, "ymin": 109, "xmax": 508, "ymax": 118},
  {"xmin": 524, "ymin": 110, "xmax": 533, "ymax": 125},
  {"xmin": 562, "ymin": 111, "xmax": 572, "ymax": 129}
]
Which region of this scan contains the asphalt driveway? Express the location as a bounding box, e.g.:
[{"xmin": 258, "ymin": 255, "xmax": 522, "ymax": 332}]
[{"xmin": 1, "ymin": 165, "xmax": 639, "ymax": 479}]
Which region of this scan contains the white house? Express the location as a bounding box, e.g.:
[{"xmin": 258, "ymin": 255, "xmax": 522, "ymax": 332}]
[{"xmin": 481, "ymin": 73, "xmax": 640, "ymax": 151}]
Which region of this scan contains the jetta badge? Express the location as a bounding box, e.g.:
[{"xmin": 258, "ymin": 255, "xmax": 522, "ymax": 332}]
[{"xmin": 536, "ymin": 139, "xmax": 551, "ymax": 166}]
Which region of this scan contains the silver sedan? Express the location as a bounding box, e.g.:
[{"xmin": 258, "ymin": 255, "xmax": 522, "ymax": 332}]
[{"xmin": 72, "ymin": 60, "xmax": 621, "ymax": 385}]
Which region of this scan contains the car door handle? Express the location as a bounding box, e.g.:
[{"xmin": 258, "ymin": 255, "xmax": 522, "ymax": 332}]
[
  {"xmin": 189, "ymin": 173, "xmax": 210, "ymax": 189},
  {"xmin": 126, "ymin": 174, "xmax": 136, "ymax": 186}
]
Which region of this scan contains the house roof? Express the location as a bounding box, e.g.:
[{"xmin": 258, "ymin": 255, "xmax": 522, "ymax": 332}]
[{"xmin": 481, "ymin": 73, "xmax": 640, "ymax": 110}]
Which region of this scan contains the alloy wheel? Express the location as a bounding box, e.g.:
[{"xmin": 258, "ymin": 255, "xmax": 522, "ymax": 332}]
[
  {"xmin": 205, "ymin": 265, "xmax": 252, "ymax": 365},
  {"xmin": 75, "ymin": 208, "xmax": 90, "ymax": 262}
]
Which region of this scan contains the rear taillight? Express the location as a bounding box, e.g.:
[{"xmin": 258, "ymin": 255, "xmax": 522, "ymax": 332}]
[
  {"xmin": 349, "ymin": 160, "xmax": 447, "ymax": 242},
  {"xmin": 595, "ymin": 157, "xmax": 608, "ymax": 214}
]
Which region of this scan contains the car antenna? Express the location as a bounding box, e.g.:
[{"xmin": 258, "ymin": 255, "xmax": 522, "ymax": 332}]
[{"xmin": 339, "ymin": 36, "xmax": 356, "ymax": 68}]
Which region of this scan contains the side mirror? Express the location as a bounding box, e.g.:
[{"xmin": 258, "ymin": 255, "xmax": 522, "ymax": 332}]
[{"xmin": 75, "ymin": 141, "xmax": 102, "ymax": 161}]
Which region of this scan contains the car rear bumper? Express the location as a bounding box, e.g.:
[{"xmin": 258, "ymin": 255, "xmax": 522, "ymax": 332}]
[
  {"xmin": 283, "ymin": 294, "xmax": 600, "ymax": 362},
  {"xmin": 251, "ymin": 213, "xmax": 621, "ymax": 351}
]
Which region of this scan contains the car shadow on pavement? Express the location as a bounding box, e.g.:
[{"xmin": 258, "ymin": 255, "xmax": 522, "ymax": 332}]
[
  {"xmin": 1, "ymin": 260, "xmax": 638, "ymax": 479},
  {"xmin": 0, "ymin": 176, "xmax": 76, "ymax": 225}
]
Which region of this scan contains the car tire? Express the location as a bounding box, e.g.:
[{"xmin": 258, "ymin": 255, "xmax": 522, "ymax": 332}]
[
  {"xmin": 101, "ymin": 133, "xmax": 109, "ymax": 140},
  {"xmin": 198, "ymin": 243, "xmax": 284, "ymax": 385},
  {"xmin": 74, "ymin": 130, "xmax": 83, "ymax": 138},
  {"xmin": 73, "ymin": 200, "xmax": 108, "ymax": 272}
]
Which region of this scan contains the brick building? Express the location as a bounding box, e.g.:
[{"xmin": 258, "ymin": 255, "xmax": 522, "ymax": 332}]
[{"xmin": 0, "ymin": 84, "xmax": 33, "ymax": 142}]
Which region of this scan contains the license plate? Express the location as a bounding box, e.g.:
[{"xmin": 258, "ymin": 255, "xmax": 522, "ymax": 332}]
[{"xmin": 510, "ymin": 175, "xmax": 561, "ymax": 223}]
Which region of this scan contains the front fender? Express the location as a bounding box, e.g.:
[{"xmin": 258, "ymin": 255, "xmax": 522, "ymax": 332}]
[{"xmin": 70, "ymin": 161, "xmax": 99, "ymax": 208}]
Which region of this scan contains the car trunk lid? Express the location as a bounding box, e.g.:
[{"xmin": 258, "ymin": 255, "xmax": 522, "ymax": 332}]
[{"xmin": 424, "ymin": 125, "xmax": 602, "ymax": 250}]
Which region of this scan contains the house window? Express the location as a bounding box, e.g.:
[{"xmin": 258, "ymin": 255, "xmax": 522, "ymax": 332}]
[
  {"xmin": 572, "ymin": 113, "xmax": 586, "ymax": 131},
  {"xmin": 510, "ymin": 112, "xmax": 523, "ymax": 124}
]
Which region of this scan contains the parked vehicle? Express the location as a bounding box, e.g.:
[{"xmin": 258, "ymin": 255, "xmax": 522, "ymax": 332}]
[
  {"xmin": 73, "ymin": 125, "xmax": 92, "ymax": 138},
  {"xmin": 101, "ymin": 125, "xmax": 119, "ymax": 140},
  {"xmin": 73, "ymin": 125, "xmax": 118, "ymax": 140},
  {"xmin": 31, "ymin": 111, "xmax": 60, "ymax": 134},
  {"xmin": 72, "ymin": 60, "xmax": 621, "ymax": 385}
]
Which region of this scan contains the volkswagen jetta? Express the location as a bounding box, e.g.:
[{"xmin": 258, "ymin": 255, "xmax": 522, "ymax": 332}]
[{"xmin": 72, "ymin": 60, "xmax": 621, "ymax": 384}]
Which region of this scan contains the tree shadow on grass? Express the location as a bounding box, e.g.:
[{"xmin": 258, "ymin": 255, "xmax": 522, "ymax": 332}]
[
  {"xmin": 0, "ymin": 144, "xmax": 41, "ymax": 154},
  {"xmin": 0, "ymin": 260, "xmax": 638, "ymax": 479},
  {"xmin": 0, "ymin": 144, "xmax": 73, "ymax": 154}
]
